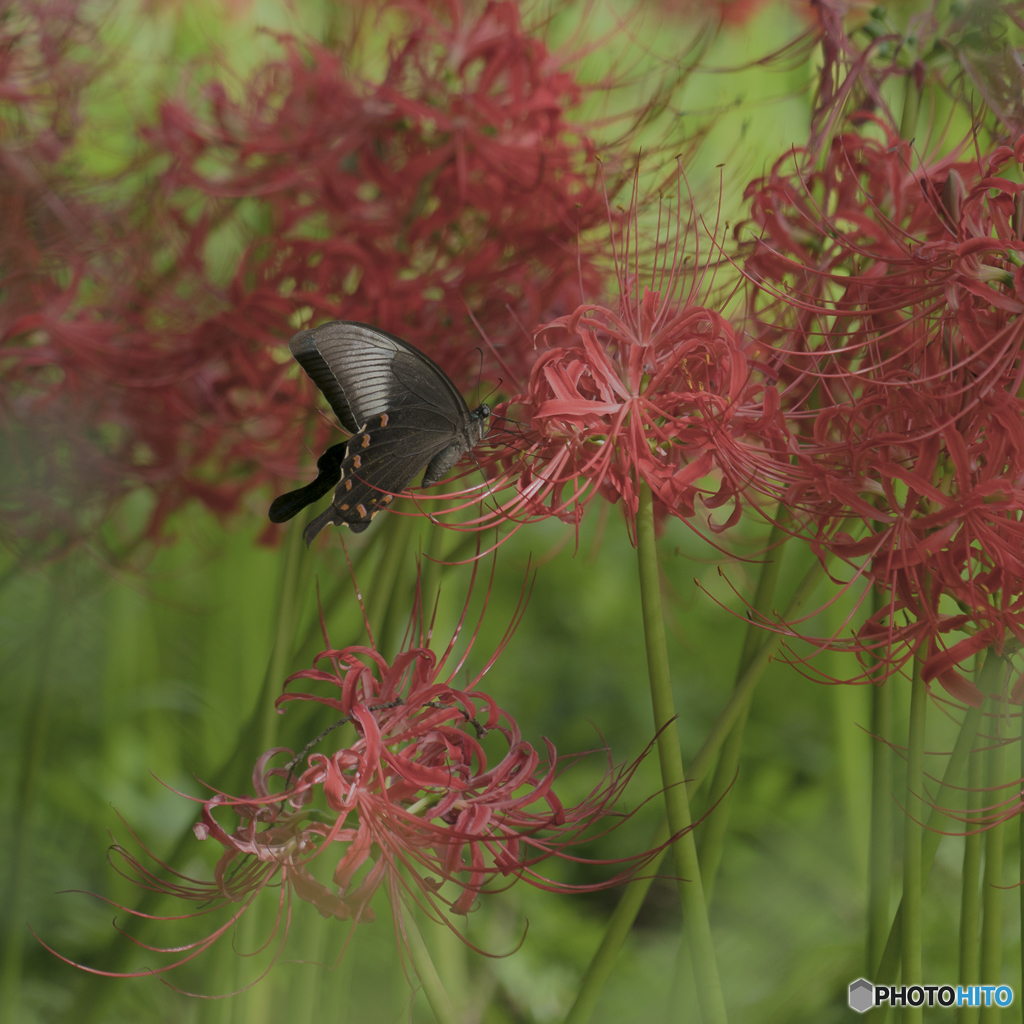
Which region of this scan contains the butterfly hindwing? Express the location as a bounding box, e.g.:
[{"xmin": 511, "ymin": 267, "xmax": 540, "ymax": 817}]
[
  {"xmin": 302, "ymin": 408, "xmax": 462, "ymax": 542},
  {"xmin": 267, "ymin": 442, "xmax": 348, "ymax": 523}
]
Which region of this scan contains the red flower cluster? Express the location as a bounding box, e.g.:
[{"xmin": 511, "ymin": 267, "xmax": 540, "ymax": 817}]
[
  {"xmin": 3, "ymin": 0, "xmax": 617, "ymax": 549},
  {"xmin": 478, "ymin": 185, "xmax": 789, "ymax": 538},
  {"xmin": 62, "ymin": 588, "xmax": 654, "ymax": 986},
  {"xmin": 740, "ymin": 123, "xmax": 1024, "ymax": 702}
]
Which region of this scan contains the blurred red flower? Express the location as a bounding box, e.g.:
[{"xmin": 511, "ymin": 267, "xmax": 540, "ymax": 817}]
[
  {"xmin": 0, "ymin": 0, "xmax": 138, "ymax": 558},
  {"xmin": 740, "ymin": 122, "xmax": 1024, "ymax": 701},
  {"xmin": 3, "ymin": 0, "xmax": 622, "ymax": 551}
]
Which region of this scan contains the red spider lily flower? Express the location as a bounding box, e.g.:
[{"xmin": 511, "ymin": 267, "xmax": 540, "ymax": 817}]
[
  {"xmin": 472, "ymin": 173, "xmax": 792, "ymax": 539},
  {"xmin": 738, "ymin": 122, "xmax": 1024, "ymax": 700},
  {"xmin": 4, "ymin": 0, "xmax": 625, "ymax": 550},
  {"xmin": 743, "ymin": 122, "xmax": 1024, "ymax": 390},
  {"xmin": 779, "ymin": 382, "xmax": 1024, "ymax": 705},
  {"xmin": 48, "ymin": 578, "xmax": 660, "ymax": 989}
]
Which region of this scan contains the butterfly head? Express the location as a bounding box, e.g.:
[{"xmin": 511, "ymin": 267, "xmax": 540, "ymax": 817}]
[{"xmin": 469, "ymin": 402, "xmax": 491, "ymax": 445}]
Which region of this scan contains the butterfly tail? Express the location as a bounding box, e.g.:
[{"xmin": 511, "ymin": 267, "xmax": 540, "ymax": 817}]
[
  {"xmin": 303, "ymin": 505, "xmax": 339, "ymax": 547},
  {"xmin": 268, "ymin": 442, "xmax": 348, "ymax": 523}
]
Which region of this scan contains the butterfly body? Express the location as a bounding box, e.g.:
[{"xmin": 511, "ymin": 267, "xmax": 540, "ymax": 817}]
[{"xmin": 269, "ymin": 321, "xmax": 489, "ymax": 541}]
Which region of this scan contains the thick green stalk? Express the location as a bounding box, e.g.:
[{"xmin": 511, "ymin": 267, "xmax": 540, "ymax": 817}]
[
  {"xmin": 418, "ymin": 517, "xmax": 449, "ymax": 631},
  {"xmin": 872, "ymin": 697, "xmax": 986, "ymax": 985},
  {"xmin": 367, "ymin": 504, "xmax": 417, "ymax": 655},
  {"xmin": 236, "ymin": 518, "xmax": 315, "ymax": 1024},
  {"xmin": 564, "ymin": 551, "xmax": 828, "ymax": 1024},
  {"xmin": 832, "ymin": 682, "xmax": 871, "ymax": 883},
  {"xmin": 697, "ymin": 702, "xmax": 750, "ymax": 908},
  {"xmin": 901, "ymin": 658, "xmax": 926, "ymax": 1023},
  {"xmin": 698, "ymin": 513, "xmax": 790, "ymax": 902},
  {"xmin": 399, "ymin": 899, "xmax": 458, "ymax": 1024},
  {"xmin": 867, "ymin": 588, "xmax": 893, "ymax": 974},
  {"xmin": 959, "ymin": 744, "xmax": 983, "ymax": 1024},
  {"xmin": 295, "ymin": 546, "xmax": 372, "ymax": 656},
  {"xmin": 980, "ymin": 656, "xmax": 1008, "ymax": 1024},
  {"xmin": 288, "ymin": 912, "xmax": 328, "ymax": 1024},
  {"xmin": 237, "ymin": 909, "xmax": 272, "ymax": 1024},
  {"xmin": 258, "ymin": 511, "xmax": 311, "ymax": 753},
  {"xmin": 979, "ymin": 803, "xmax": 1006, "ymax": 1023},
  {"xmin": 636, "ymin": 482, "xmax": 727, "ymax": 1024},
  {"xmin": 564, "ymin": 817, "xmax": 670, "ymax": 1024},
  {"xmin": 899, "ymin": 71, "xmax": 920, "ymax": 142},
  {"xmin": 320, "ymin": 931, "xmax": 355, "ymax": 1024},
  {"xmin": 424, "ymin": 923, "xmax": 469, "ymax": 1023}
]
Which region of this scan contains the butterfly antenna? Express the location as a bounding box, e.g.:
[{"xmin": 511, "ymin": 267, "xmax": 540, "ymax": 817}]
[
  {"xmin": 480, "ymin": 378, "xmax": 503, "ymax": 406},
  {"xmin": 464, "ymin": 300, "xmax": 525, "ymax": 392}
]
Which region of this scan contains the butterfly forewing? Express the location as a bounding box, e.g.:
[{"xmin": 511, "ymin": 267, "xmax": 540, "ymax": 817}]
[{"xmin": 289, "ymin": 321, "xmax": 467, "ymax": 434}]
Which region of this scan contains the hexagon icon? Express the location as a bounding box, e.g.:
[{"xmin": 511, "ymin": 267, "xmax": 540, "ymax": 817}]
[{"xmin": 848, "ymin": 978, "xmax": 874, "ymax": 1013}]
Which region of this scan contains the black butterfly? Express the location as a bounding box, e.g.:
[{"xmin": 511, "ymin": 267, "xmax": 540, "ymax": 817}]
[{"xmin": 269, "ymin": 320, "xmax": 491, "ymax": 544}]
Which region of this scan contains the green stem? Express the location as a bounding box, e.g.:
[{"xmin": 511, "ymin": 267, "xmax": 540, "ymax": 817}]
[
  {"xmin": 400, "ymin": 900, "xmax": 458, "ymax": 1024},
  {"xmin": 293, "ymin": 538, "xmax": 376, "ymax": 658},
  {"xmin": 258, "ymin": 511, "xmax": 311, "ymax": 753},
  {"xmin": 685, "ymin": 554, "xmax": 827, "ymax": 780},
  {"xmin": 0, "ymin": 563, "xmax": 65, "ymax": 1023},
  {"xmin": 980, "ymin": 656, "xmax": 1008, "ymax": 1024},
  {"xmin": 698, "ymin": 511, "xmax": 791, "ymax": 902},
  {"xmin": 367, "ymin": 505, "xmax": 417, "ymax": 656},
  {"xmin": 237, "ymin": 909, "xmax": 271, "ymax": 1024},
  {"xmin": 959, "ymin": 741, "xmax": 983, "ymax": 1024},
  {"xmin": 564, "ymin": 549, "xmax": 828, "ymax": 1024},
  {"xmin": 564, "ymin": 817, "xmax": 669, "ymax": 1024},
  {"xmin": 901, "ymin": 657, "xmax": 926, "ymax": 1023},
  {"xmin": 418, "ymin": 514, "xmax": 449, "ymax": 627},
  {"xmin": 899, "ymin": 70, "xmax": 920, "ymax": 142},
  {"xmin": 287, "ymin": 911, "xmax": 327, "ymax": 1024},
  {"xmin": 636, "ymin": 483, "xmax": 727, "ymax": 1024},
  {"xmin": 867, "ymin": 588, "xmax": 893, "ymax": 975},
  {"xmin": 422, "ymin": 916, "xmax": 469, "ymax": 1023},
  {"xmin": 872, "ymin": 697, "xmax": 986, "ymax": 985}
]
